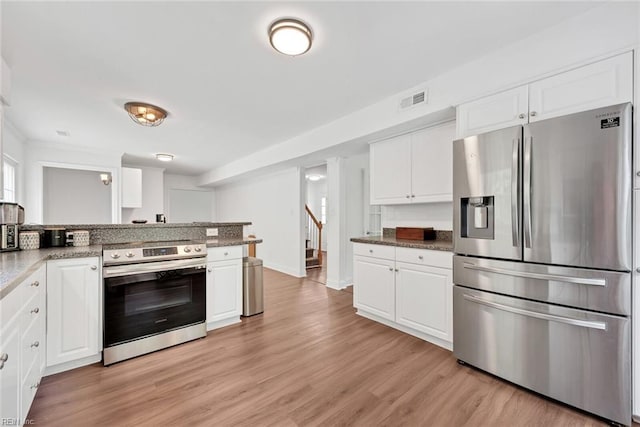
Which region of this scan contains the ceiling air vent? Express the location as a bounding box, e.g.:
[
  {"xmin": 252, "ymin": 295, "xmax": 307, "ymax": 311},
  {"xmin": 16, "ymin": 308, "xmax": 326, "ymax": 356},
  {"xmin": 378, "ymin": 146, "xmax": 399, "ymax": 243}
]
[{"xmin": 399, "ymin": 89, "xmax": 428, "ymax": 111}]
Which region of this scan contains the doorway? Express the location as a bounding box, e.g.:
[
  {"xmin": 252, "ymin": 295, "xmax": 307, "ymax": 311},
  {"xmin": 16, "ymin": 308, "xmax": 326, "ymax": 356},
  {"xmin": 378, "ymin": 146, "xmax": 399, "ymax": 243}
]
[{"xmin": 304, "ymin": 164, "xmax": 327, "ymax": 283}]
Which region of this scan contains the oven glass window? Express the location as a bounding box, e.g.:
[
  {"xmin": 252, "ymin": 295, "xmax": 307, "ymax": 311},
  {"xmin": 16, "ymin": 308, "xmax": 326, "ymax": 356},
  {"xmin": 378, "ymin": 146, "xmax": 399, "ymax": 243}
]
[{"xmin": 124, "ymin": 278, "xmax": 193, "ymax": 316}]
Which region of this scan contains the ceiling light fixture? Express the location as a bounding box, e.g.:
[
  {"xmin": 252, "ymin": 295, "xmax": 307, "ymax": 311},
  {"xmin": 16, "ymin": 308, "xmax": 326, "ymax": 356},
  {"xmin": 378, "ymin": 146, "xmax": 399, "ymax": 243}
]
[
  {"xmin": 306, "ymin": 174, "xmax": 323, "ymax": 181},
  {"xmin": 155, "ymin": 153, "xmax": 174, "ymax": 162},
  {"xmin": 124, "ymin": 102, "xmax": 168, "ymax": 127},
  {"xmin": 100, "ymin": 173, "xmax": 112, "ymax": 186},
  {"xmin": 269, "ymin": 18, "xmax": 313, "ymax": 56}
]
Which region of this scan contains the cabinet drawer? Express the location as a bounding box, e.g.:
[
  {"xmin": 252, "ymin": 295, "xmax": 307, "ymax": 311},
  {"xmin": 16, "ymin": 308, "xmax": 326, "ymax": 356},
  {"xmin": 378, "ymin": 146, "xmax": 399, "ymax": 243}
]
[
  {"xmin": 21, "ymin": 313, "xmax": 44, "ymax": 381},
  {"xmin": 396, "ymin": 247, "xmax": 452, "ymax": 269},
  {"xmin": 22, "ymin": 267, "xmax": 45, "ymax": 307},
  {"xmin": 1, "ymin": 284, "xmax": 23, "ymax": 328},
  {"xmin": 20, "ymin": 356, "xmax": 40, "ymax": 422},
  {"xmin": 353, "ymin": 243, "xmax": 395, "ymax": 260},
  {"xmin": 207, "ymin": 246, "xmax": 242, "ymax": 262},
  {"xmin": 21, "ymin": 290, "xmax": 44, "ymax": 334}
]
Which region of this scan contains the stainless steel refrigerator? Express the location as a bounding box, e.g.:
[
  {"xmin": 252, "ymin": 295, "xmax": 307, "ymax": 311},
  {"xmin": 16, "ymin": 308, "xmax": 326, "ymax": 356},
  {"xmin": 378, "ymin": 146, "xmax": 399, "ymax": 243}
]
[{"xmin": 452, "ymin": 103, "xmax": 632, "ymax": 425}]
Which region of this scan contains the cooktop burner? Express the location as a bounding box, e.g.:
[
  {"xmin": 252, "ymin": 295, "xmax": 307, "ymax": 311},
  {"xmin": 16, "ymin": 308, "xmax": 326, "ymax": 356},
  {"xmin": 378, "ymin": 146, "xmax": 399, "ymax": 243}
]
[{"xmin": 102, "ymin": 240, "xmax": 206, "ymax": 265}]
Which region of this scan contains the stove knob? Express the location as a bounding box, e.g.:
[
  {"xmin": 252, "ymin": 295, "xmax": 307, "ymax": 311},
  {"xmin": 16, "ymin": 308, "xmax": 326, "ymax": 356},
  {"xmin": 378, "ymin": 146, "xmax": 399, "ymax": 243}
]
[
  {"xmin": 126, "ymin": 252, "xmax": 135, "ymax": 258},
  {"xmin": 184, "ymin": 247, "xmax": 192, "ymax": 253},
  {"xmin": 194, "ymin": 247, "xmax": 202, "ymax": 253},
  {"xmin": 111, "ymin": 253, "xmax": 120, "ymax": 259}
]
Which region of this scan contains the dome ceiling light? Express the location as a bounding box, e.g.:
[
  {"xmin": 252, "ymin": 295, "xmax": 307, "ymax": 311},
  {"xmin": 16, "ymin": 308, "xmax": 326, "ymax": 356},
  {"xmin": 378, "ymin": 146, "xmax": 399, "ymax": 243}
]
[
  {"xmin": 124, "ymin": 102, "xmax": 168, "ymax": 127},
  {"xmin": 269, "ymin": 18, "xmax": 313, "ymax": 56},
  {"xmin": 155, "ymin": 153, "xmax": 174, "ymax": 162}
]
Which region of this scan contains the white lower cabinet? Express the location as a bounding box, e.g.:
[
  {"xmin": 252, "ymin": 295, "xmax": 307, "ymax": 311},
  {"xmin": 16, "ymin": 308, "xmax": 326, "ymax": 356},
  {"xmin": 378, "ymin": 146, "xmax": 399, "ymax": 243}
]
[
  {"xmin": 46, "ymin": 257, "xmax": 101, "ymax": 371},
  {"xmin": 206, "ymin": 246, "xmax": 242, "ymax": 330},
  {"xmin": 353, "ymin": 243, "xmax": 453, "ymax": 349},
  {"xmin": 0, "ymin": 265, "xmax": 46, "ymax": 426}
]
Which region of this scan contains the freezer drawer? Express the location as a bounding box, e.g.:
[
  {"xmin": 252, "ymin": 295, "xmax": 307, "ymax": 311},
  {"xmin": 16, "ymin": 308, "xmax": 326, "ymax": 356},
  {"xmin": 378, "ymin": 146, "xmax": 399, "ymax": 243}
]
[
  {"xmin": 453, "ymin": 255, "xmax": 631, "ymax": 316},
  {"xmin": 453, "ymin": 286, "xmax": 630, "ymax": 425}
]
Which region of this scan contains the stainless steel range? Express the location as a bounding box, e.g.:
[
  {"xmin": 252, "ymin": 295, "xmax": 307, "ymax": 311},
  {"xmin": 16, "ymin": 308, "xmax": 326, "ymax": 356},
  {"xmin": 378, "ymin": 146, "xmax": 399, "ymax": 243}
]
[{"xmin": 102, "ymin": 240, "xmax": 207, "ymax": 365}]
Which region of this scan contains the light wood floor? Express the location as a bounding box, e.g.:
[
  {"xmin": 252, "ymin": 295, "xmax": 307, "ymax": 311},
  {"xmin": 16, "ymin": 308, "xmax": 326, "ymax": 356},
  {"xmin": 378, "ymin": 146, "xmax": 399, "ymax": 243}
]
[{"xmin": 29, "ymin": 268, "xmax": 612, "ymax": 426}]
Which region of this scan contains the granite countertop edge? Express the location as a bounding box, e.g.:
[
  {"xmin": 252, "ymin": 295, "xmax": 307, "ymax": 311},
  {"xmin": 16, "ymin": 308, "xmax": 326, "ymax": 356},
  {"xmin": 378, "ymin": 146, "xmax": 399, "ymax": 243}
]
[
  {"xmin": 0, "ymin": 245, "xmax": 103, "ymax": 300},
  {"xmin": 206, "ymin": 237, "xmax": 263, "ymax": 248},
  {"xmin": 20, "ymin": 222, "xmax": 251, "ymax": 230},
  {"xmin": 350, "ymin": 236, "xmax": 453, "ymax": 252}
]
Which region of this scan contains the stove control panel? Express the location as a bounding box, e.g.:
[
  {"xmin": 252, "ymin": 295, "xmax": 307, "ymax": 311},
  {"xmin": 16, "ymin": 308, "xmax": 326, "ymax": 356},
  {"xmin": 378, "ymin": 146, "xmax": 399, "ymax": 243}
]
[{"xmin": 103, "ymin": 242, "xmax": 207, "ymax": 266}]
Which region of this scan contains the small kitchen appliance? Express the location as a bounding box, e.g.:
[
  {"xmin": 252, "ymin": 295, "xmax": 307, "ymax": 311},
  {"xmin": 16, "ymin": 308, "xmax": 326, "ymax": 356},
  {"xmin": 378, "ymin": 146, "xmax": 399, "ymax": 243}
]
[
  {"xmin": 43, "ymin": 228, "xmax": 66, "ymax": 247},
  {"xmin": 0, "ymin": 202, "xmax": 24, "ymax": 252}
]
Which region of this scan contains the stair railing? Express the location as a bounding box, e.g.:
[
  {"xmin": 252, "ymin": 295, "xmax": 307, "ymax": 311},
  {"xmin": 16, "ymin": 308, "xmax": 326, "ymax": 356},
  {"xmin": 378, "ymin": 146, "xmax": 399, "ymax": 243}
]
[{"xmin": 304, "ymin": 204, "xmax": 323, "ymax": 266}]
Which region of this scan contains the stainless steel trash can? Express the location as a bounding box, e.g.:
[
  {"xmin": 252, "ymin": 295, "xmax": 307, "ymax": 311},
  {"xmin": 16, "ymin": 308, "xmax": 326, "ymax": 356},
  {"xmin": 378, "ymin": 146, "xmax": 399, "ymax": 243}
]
[{"xmin": 242, "ymin": 257, "xmax": 264, "ymax": 316}]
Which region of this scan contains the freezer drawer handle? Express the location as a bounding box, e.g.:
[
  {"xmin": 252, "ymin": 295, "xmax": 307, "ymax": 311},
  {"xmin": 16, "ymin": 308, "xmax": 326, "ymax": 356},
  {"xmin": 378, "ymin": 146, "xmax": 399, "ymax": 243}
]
[
  {"xmin": 463, "ymin": 293, "xmax": 607, "ymax": 330},
  {"xmin": 462, "ymin": 262, "xmax": 606, "ymax": 287}
]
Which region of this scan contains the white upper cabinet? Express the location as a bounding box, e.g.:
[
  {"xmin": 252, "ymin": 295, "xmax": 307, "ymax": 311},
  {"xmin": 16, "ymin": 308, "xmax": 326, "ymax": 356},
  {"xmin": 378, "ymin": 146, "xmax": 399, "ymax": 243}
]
[
  {"xmin": 456, "ymin": 86, "xmax": 528, "ymax": 138},
  {"xmin": 456, "ymin": 51, "xmax": 633, "ymax": 138},
  {"xmin": 370, "ymin": 134, "xmax": 412, "ymax": 205},
  {"xmin": 121, "ymin": 167, "xmax": 142, "ymax": 208},
  {"xmin": 370, "ymin": 122, "xmax": 455, "ymax": 205}
]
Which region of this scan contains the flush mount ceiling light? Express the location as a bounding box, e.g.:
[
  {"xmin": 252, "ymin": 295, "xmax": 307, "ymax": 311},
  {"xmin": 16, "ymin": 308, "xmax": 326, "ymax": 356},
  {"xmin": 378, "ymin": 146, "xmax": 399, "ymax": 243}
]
[
  {"xmin": 124, "ymin": 102, "xmax": 168, "ymax": 127},
  {"xmin": 100, "ymin": 173, "xmax": 112, "ymax": 186},
  {"xmin": 155, "ymin": 153, "xmax": 174, "ymax": 162},
  {"xmin": 269, "ymin": 18, "xmax": 313, "ymax": 56},
  {"xmin": 306, "ymin": 174, "xmax": 324, "ymax": 181}
]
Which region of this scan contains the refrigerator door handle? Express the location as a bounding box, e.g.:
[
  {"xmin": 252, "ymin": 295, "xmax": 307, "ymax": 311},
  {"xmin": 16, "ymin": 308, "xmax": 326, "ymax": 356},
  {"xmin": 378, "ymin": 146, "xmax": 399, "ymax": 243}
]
[
  {"xmin": 462, "ymin": 262, "xmax": 607, "ymax": 287},
  {"xmin": 523, "ymin": 135, "xmax": 532, "ymax": 248},
  {"xmin": 511, "ymin": 138, "xmax": 519, "ymax": 247},
  {"xmin": 462, "ymin": 293, "xmax": 607, "ymax": 330}
]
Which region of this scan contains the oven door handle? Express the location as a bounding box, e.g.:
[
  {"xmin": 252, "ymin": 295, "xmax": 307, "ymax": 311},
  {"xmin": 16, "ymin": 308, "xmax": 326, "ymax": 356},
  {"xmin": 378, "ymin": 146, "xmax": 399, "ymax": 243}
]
[{"xmin": 103, "ymin": 258, "xmax": 207, "ymax": 278}]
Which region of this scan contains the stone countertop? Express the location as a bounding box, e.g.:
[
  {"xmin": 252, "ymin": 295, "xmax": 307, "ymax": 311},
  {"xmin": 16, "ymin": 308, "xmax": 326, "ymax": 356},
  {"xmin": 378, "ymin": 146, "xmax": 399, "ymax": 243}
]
[
  {"xmin": 350, "ymin": 236, "xmax": 453, "ymax": 252},
  {"xmin": 206, "ymin": 237, "xmax": 263, "ymax": 248},
  {"xmin": 20, "ymin": 222, "xmax": 251, "ymax": 230},
  {"xmin": 0, "ymin": 245, "xmax": 103, "ymax": 300}
]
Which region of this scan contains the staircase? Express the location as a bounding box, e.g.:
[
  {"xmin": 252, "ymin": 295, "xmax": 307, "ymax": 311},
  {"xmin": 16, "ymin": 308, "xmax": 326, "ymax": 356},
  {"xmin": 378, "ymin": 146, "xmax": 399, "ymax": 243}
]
[{"xmin": 305, "ymin": 205, "xmax": 323, "ymax": 269}]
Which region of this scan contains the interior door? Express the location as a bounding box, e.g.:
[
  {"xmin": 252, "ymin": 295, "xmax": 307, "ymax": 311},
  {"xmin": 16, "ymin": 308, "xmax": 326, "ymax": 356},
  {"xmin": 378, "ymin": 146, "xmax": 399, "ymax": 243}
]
[
  {"xmin": 453, "ymin": 125, "xmax": 522, "ymax": 260},
  {"xmin": 523, "ymin": 103, "xmax": 632, "ymax": 271}
]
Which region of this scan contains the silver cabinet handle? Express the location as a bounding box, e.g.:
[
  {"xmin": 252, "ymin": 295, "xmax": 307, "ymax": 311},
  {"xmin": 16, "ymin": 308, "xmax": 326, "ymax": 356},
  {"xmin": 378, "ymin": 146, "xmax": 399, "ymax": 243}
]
[
  {"xmin": 91, "ymin": 265, "xmax": 97, "ymax": 270},
  {"xmin": 0, "ymin": 353, "xmax": 8, "ymax": 370},
  {"xmin": 224, "ymin": 252, "xmax": 228, "ymax": 256},
  {"xmin": 395, "ymin": 269, "xmax": 399, "ymax": 272},
  {"xmin": 411, "ymin": 195, "xmax": 415, "ymax": 198},
  {"xmin": 368, "ymin": 249, "xmax": 373, "ymax": 253},
  {"xmin": 418, "ymin": 256, "xmax": 423, "ymax": 260},
  {"xmin": 463, "ymin": 293, "xmax": 606, "ymax": 330},
  {"xmin": 530, "ymin": 111, "xmax": 537, "ymax": 117},
  {"xmin": 636, "ymin": 268, "xmax": 640, "ymax": 273},
  {"xmin": 511, "ymin": 138, "xmax": 520, "ymax": 247},
  {"xmin": 518, "ymin": 113, "xmax": 526, "ymax": 119},
  {"xmin": 31, "ymin": 341, "xmax": 40, "ymax": 348},
  {"xmin": 31, "ymin": 280, "xmax": 40, "ymax": 287},
  {"xmin": 636, "ymin": 171, "xmax": 640, "ymax": 177},
  {"xmin": 463, "ymin": 262, "xmax": 606, "ymax": 287},
  {"xmin": 388, "ymin": 267, "xmax": 393, "ymax": 271},
  {"xmin": 207, "ymin": 268, "xmax": 212, "ymax": 273},
  {"xmin": 31, "ymin": 307, "xmax": 40, "ymax": 314},
  {"xmin": 405, "ymin": 195, "xmax": 410, "ymax": 199}
]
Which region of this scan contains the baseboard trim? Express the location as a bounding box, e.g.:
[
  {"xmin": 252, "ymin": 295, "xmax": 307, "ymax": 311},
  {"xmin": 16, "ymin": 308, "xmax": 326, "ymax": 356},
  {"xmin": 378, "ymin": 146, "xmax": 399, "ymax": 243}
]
[
  {"xmin": 326, "ymin": 279, "xmax": 352, "ymax": 290},
  {"xmin": 45, "ymin": 353, "xmax": 102, "ymax": 376},
  {"xmin": 207, "ymin": 316, "xmax": 241, "ymax": 331},
  {"xmin": 263, "ymin": 261, "xmax": 305, "ymax": 278}
]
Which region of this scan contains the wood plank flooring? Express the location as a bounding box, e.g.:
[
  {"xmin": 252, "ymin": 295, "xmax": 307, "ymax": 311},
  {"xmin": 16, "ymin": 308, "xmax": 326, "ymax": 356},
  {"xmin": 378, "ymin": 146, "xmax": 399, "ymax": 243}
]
[{"xmin": 29, "ymin": 268, "xmax": 611, "ymax": 426}]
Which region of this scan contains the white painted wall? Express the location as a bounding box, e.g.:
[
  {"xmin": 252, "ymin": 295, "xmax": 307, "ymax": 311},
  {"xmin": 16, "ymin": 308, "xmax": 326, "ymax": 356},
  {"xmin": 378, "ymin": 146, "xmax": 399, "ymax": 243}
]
[
  {"xmin": 381, "ymin": 203, "xmax": 453, "ymax": 231},
  {"xmin": 24, "ymin": 140, "xmax": 123, "ymax": 223},
  {"xmin": 215, "ymin": 167, "xmax": 305, "ymax": 277},
  {"xmin": 164, "ymin": 173, "xmax": 216, "ymax": 223},
  {"xmin": 121, "ymin": 166, "xmax": 164, "ymax": 224},
  {"xmin": 199, "ymin": 2, "xmax": 639, "ymax": 186},
  {"xmin": 43, "ymin": 166, "xmax": 111, "ymax": 224},
  {"xmin": 3, "ymin": 119, "xmax": 26, "ymax": 205}
]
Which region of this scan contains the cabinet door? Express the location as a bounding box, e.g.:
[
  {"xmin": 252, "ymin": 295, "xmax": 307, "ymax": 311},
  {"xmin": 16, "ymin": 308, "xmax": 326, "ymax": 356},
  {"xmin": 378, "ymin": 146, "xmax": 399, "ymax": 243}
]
[
  {"xmin": 395, "ymin": 262, "xmax": 452, "ymax": 342},
  {"xmin": 121, "ymin": 167, "xmax": 142, "ymax": 208},
  {"xmin": 410, "ymin": 122, "xmax": 456, "ymax": 203},
  {"xmin": 47, "ymin": 257, "xmax": 101, "ymax": 367},
  {"xmin": 0, "ymin": 322, "xmax": 21, "ymax": 423},
  {"xmin": 456, "ymin": 86, "xmax": 528, "ymax": 138},
  {"xmin": 206, "ymin": 259, "xmax": 242, "ymax": 325},
  {"xmin": 370, "ymin": 134, "xmax": 412, "ymax": 205},
  {"xmin": 529, "ymin": 52, "xmax": 633, "ymax": 123},
  {"xmin": 353, "ymin": 255, "xmax": 395, "ymax": 320}
]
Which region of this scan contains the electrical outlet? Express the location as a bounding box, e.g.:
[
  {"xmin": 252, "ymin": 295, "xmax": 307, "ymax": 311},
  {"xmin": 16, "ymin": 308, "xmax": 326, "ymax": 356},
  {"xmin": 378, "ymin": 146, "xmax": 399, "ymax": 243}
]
[{"xmin": 206, "ymin": 228, "xmax": 218, "ymax": 237}]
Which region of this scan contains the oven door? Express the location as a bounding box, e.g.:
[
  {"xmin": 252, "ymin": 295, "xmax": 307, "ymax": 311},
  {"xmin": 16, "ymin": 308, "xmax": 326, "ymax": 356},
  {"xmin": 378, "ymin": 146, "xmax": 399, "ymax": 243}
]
[{"xmin": 104, "ymin": 259, "xmax": 206, "ymax": 348}]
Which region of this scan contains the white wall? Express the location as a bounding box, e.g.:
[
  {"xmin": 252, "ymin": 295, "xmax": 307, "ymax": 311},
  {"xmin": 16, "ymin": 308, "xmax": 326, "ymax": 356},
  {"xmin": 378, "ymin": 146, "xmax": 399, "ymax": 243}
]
[
  {"xmin": 381, "ymin": 203, "xmax": 453, "ymax": 231},
  {"xmin": 164, "ymin": 173, "xmax": 215, "ymax": 223},
  {"xmin": 43, "ymin": 166, "xmax": 111, "ymax": 224},
  {"xmin": 3, "ymin": 119, "xmax": 26, "ymax": 205},
  {"xmin": 24, "ymin": 141, "xmax": 123, "ymax": 223},
  {"xmin": 199, "ymin": 2, "xmax": 639, "ymax": 186},
  {"xmin": 215, "ymin": 167, "xmax": 305, "ymax": 277},
  {"xmin": 121, "ymin": 166, "xmax": 164, "ymax": 224}
]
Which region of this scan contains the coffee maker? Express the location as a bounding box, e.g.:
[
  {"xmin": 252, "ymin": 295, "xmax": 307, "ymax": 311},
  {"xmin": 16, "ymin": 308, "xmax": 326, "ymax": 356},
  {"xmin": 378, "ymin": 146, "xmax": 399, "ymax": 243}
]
[{"xmin": 0, "ymin": 202, "xmax": 24, "ymax": 251}]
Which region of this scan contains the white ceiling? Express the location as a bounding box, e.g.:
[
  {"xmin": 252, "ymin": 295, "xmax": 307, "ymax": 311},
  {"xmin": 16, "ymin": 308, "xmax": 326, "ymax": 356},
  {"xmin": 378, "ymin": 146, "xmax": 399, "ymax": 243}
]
[{"xmin": 2, "ymin": 1, "xmax": 601, "ymax": 175}]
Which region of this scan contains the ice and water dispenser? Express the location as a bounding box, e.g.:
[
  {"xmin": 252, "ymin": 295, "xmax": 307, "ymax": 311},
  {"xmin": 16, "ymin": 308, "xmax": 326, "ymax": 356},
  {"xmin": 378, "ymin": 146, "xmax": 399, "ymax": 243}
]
[{"xmin": 460, "ymin": 196, "xmax": 494, "ymax": 239}]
